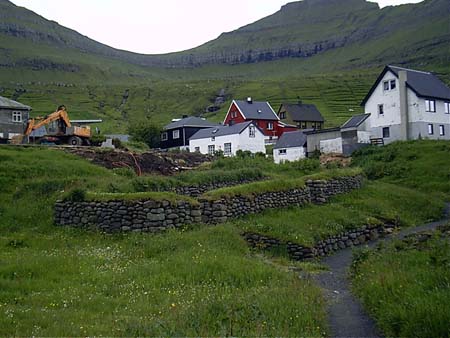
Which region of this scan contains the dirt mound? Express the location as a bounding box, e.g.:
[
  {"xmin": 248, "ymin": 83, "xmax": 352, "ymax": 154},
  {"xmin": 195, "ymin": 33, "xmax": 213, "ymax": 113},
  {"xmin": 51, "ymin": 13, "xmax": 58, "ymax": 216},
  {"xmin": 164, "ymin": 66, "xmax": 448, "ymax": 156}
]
[{"xmin": 69, "ymin": 149, "xmax": 211, "ymax": 176}]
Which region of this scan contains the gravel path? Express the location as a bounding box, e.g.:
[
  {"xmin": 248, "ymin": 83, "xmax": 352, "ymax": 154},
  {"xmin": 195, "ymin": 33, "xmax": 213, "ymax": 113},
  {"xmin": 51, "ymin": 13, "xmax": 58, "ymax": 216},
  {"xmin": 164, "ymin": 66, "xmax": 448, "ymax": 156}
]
[{"xmin": 313, "ymin": 203, "xmax": 450, "ymax": 338}]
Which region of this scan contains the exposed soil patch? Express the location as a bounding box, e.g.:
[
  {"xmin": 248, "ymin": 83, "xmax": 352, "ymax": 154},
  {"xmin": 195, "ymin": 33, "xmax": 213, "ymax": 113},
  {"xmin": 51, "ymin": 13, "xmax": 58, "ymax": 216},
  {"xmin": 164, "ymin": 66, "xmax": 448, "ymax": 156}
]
[{"xmin": 68, "ymin": 148, "xmax": 211, "ymax": 176}]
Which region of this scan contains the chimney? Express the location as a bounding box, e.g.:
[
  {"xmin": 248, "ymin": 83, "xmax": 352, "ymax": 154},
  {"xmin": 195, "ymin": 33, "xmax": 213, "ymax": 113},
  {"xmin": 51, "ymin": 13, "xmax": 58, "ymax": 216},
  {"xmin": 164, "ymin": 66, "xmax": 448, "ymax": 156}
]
[
  {"xmin": 247, "ymin": 97, "xmax": 253, "ymax": 104},
  {"xmin": 398, "ymin": 70, "xmax": 410, "ymax": 140}
]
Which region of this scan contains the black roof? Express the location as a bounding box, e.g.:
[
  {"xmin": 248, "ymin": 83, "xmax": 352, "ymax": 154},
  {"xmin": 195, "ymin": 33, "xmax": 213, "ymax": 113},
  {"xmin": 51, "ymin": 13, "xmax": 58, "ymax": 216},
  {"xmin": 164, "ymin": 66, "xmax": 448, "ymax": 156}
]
[
  {"xmin": 164, "ymin": 116, "xmax": 219, "ymax": 130},
  {"xmin": 0, "ymin": 96, "xmax": 31, "ymax": 110},
  {"xmin": 279, "ymin": 103, "xmax": 325, "ymax": 122},
  {"xmin": 274, "ymin": 130, "xmax": 307, "ymax": 149},
  {"xmin": 304, "ymin": 127, "xmax": 341, "ymax": 135},
  {"xmin": 233, "ymin": 100, "xmax": 279, "ymax": 121},
  {"xmin": 361, "ymin": 65, "xmax": 450, "ymax": 106},
  {"xmin": 190, "ymin": 121, "xmax": 261, "ymax": 140},
  {"xmin": 341, "ymin": 114, "xmax": 370, "ymax": 129}
]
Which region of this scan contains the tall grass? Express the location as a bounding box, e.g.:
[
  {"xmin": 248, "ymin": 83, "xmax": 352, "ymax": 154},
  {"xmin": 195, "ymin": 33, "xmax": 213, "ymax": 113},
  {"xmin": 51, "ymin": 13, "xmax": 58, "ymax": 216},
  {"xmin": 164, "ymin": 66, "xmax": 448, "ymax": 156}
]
[{"xmin": 351, "ymin": 235, "xmax": 450, "ymax": 338}]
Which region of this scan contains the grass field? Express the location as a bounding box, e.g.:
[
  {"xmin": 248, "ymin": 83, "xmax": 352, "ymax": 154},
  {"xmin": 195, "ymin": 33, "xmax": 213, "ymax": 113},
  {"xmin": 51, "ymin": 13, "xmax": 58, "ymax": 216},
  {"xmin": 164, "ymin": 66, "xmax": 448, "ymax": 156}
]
[
  {"xmin": 0, "ymin": 140, "xmax": 449, "ymax": 335},
  {"xmin": 351, "ymin": 234, "xmax": 450, "ymax": 338},
  {"xmin": 0, "ymin": 146, "xmax": 327, "ymax": 336}
]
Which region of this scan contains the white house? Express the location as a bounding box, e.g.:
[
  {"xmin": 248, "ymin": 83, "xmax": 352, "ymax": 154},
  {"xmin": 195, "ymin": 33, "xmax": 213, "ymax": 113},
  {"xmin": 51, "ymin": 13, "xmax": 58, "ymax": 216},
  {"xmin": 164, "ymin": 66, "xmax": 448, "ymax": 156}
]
[
  {"xmin": 273, "ymin": 130, "xmax": 307, "ymax": 164},
  {"xmin": 189, "ymin": 121, "xmax": 266, "ymax": 156},
  {"xmin": 361, "ymin": 65, "xmax": 450, "ymax": 144}
]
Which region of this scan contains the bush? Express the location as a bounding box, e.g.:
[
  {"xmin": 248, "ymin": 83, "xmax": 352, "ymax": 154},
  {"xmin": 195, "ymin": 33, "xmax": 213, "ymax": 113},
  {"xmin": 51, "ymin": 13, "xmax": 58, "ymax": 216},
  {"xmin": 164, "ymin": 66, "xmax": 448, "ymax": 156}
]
[
  {"xmin": 90, "ymin": 134, "xmax": 107, "ymax": 146},
  {"xmin": 129, "ymin": 121, "xmax": 162, "ymax": 149},
  {"xmin": 63, "ymin": 188, "xmax": 86, "ymax": 202}
]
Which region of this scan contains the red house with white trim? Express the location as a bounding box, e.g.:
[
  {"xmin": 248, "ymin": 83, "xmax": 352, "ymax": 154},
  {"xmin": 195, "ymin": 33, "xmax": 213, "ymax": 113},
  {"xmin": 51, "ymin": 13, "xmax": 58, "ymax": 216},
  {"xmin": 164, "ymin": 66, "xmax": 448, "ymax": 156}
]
[{"xmin": 224, "ymin": 98, "xmax": 297, "ymax": 141}]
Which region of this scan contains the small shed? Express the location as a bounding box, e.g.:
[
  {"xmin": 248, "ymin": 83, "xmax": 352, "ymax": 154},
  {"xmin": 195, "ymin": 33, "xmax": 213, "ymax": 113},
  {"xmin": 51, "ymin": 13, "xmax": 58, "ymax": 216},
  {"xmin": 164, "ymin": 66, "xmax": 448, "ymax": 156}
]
[
  {"xmin": 340, "ymin": 114, "xmax": 371, "ymax": 155},
  {"xmin": 273, "ymin": 130, "xmax": 307, "ymax": 164},
  {"xmin": 0, "ymin": 96, "xmax": 31, "ymax": 142}
]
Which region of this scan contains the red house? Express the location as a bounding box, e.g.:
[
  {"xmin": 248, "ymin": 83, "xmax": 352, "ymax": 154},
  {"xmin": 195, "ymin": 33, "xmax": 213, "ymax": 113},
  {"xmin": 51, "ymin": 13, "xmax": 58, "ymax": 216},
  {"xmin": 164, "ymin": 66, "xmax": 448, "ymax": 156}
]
[{"xmin": 224, "ymin": 98, "xmax": 296, "ymax": 141}]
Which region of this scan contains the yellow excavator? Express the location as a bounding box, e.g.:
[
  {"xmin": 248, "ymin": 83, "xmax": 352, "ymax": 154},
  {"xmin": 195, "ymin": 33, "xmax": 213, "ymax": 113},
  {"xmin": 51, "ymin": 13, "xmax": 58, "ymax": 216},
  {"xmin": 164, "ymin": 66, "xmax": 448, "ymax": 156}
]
[{"xmin": 14, "ymin": 105, "xmax": 91, "ymax": 146}]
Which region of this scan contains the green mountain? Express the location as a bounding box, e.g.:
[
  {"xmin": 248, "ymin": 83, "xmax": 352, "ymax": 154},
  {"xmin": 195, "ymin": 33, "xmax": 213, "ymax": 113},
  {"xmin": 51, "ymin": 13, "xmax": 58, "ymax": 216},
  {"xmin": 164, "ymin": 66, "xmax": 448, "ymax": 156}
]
[{"xmin": 0, "ymin": 0, "xmax": 449, "ymax": 133}]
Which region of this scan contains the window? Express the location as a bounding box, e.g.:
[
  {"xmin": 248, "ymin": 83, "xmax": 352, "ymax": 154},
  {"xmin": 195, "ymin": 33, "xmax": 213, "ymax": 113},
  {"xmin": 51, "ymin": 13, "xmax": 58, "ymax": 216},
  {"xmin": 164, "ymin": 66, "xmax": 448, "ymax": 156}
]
[
  {"xmin": 279, "ymin": 149, "xmax": 287, "ymax": 155},
  {"xmin": 280, "ymin": 112, "xmax": 286, "ymax": 119},
  {"xmin": 439, "ymin": 125, "xmax": 445, "ymax": 136},
  {"xmin": 378, "ymin": 104, "xmax": 384, "ymax": 115},
  {"xmin": 211, "ymin": 136, "xmax": 215, "ymax": 142},
  {"xmin": 12, "ymin": 111, "xmax": 22, "ymax": 123},
  {"xmin": 161, "ymin": 132, "xmax": 168, "ymax": 141},
  {"xmin": 208, "ymin": 145, "xmax": 215, "ymax": 155},
  {"xmin": 390, "ymin": 80, "xmax": 396, "ymax": 90},
  {"xmin": 445, "ymin": 102, "xmax": 450, "ymax": 114},
  {"xmin": 383, "ymin": 80, "xmax": 396, "ymax": 91},
  {"xmin": 382, "ymin": 127, "xmax": 390, "ymax": 138},
  {"xmin": 249, "ymin": 126, "xmax": 256, "ymax": 138},
  {"xmin": 173, "ymin": 130, "xmax": 180, "ymax": 139},
  {"xmin": 426, "ymin": 99, "xmax": 436, "ymax": 112},
  {"xmin": 267, "ymin": 122, "xmax": 274, "ymax": 131},
  {"xmin": 194, "ymin": 147, "xmax": 200, "ymax": 153},
  {"xmin": 312, "ymin": 122, "xmax": 317, "ymax": 129},
  {"xmin": 316, "ymin": 123, "xmax": 322, "ymax": 130},
  {"xmin": 224, "ymin": 143, "xmax": 232, "ymax": 155},
  {"xmin": 428, "ymin": 124, "xmax": 434, "ymax": 135},
  {"xmin": 301, "ymin": 122, "xmax": 307, "ymax": 129}
]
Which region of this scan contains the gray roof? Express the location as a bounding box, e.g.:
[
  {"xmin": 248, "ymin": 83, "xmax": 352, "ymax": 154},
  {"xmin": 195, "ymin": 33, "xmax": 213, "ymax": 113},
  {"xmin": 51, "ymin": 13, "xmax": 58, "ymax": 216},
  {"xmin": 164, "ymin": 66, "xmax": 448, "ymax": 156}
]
[
  {"xmin": 164, "ymin": 116, "xmax": 219, "ymax": 130},
  {"xmin": 341, "ymin": 114, "xmax": 370, "ymax": 129},
  {"xmin": 234, "ymin": 100, "xmax": 279, "ymax": 121},
  {"xmin": 190, "ymin": 121, "xmax": 257, "ymax": 140},
  {"xmin": 274, "ymin": 130, "xmax": 307, "ymax": 149},
  {"xmin": 279, "ymin": 103, "xmax": 325, "ymax": 122},
  {"xmin": 0, "ymin": 96, "xmax": 31, "ymax": 110},
  {"xmin": 361, "ymin": 65, "xmax": 450, "ymax": 105}
]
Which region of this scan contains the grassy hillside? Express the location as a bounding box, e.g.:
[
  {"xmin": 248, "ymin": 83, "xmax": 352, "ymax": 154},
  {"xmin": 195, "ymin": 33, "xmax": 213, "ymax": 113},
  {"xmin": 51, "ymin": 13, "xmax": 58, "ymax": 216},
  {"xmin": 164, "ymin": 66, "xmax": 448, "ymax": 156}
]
[{"xmin": 1, "ymin": 0, "xmax": 449, "ymax": 133}]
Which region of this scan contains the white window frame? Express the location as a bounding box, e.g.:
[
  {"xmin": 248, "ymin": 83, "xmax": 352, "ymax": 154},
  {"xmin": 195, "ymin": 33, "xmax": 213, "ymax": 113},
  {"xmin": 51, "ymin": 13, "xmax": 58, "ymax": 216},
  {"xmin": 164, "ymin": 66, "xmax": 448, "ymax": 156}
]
[
  {"xmin": 249, "ymin": 126, "xmax": 256, "ymax": 138},
  {"xmin": 428, "ymin": 124, "xmax": 434, "ymax": 135},
  {"xmin": 426, "ymin": 99, "xmax": 436, "ymax": 113},
  {"xmin": 161, "ymin": 132, "xmax": 168, "ymax": 141},
  {"xmin": 280, "ymin": 112, "xmax": 286, "ymax": 119},
  {"xmin": 383, "ymin": 81, "xmax": 390, "ymax": 91},
  {"xmin": 173, "ymin": 130, "xmax": 180, "ymax": 139},
  {"xmin": 12, "ymin": 111, "xmax": 22, "ymax": 123},
  {"xmin": 267, "ymin": 122, "xmax": 274, "ymax": 131},
  {"xmin": 224, "ymin": 143, "xmax": 232, "ymax": 155},
  {"xmin": 208, "ymin": 145, "xmax": 215, "ymax": 155},
  {"xmin": 378, "ymin": 104, "xmax": 384, "ymax": 115},
  {"xmin": 445, "ymin": 102, "xmax": 450, "ymax": 114},
  {"xmin": 439, "ymin": 125, "xmax": 445, "ymax": 136},
  {"xmin": 279, "ymin": 149, "xmax": 287, "ymax": 155}
]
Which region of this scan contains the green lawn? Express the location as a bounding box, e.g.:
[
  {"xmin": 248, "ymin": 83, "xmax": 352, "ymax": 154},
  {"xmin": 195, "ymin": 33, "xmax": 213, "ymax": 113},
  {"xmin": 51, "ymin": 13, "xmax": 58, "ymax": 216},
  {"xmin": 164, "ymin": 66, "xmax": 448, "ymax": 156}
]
[
  {"xmin": 0, "ymin": 146, "xmax": 327, "ymax": 336},
  {"xmin": 351, "ymin": 234, "xmax": 450, "ymax": 338}
]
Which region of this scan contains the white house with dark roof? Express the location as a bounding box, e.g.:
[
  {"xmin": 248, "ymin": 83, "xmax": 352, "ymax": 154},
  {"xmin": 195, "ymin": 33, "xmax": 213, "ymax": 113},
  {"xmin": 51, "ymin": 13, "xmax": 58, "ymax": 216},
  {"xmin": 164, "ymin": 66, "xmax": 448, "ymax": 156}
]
[
  {"xmin": 273, "ymin": 130, "xmax": 307, "ymax": 164},
  {"xmin": 189, "ymin": 121, "xmax": 266, "ymax": 156},
  {"xmin": 361, "ymin": 65, "xmax": 450, "ymax": 143},
  {"xmin": 0, "ymin": 96, "xmax": 31, "ymax": 143}
]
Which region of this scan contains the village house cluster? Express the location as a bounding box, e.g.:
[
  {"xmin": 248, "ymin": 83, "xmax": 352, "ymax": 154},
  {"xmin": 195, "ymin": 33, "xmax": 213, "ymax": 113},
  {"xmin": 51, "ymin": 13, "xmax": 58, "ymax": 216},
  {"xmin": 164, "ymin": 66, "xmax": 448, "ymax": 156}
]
[
  {"xmin": 1, "ymin": 65, "xmax": 449, "ymax": 162},
  {"xmin": 160, "ymin": 65, "xmax": 450, "ymax": 162}
]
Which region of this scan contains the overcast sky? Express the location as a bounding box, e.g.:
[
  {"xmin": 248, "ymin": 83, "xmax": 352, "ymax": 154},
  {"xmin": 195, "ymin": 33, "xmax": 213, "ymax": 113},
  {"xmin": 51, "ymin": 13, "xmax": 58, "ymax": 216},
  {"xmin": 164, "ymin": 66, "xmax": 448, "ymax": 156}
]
[{"xmin": 11, "ymin": 0, "xmax": 424, "ymax": 54}]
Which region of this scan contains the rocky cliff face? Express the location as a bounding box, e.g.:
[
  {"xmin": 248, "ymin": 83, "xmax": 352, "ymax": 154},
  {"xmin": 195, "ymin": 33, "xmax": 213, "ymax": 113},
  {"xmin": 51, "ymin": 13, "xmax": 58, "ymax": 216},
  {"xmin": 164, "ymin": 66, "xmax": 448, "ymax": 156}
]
[{"xmin": 0, "ymin": 0, "xmax": 449, "ymax": 68}]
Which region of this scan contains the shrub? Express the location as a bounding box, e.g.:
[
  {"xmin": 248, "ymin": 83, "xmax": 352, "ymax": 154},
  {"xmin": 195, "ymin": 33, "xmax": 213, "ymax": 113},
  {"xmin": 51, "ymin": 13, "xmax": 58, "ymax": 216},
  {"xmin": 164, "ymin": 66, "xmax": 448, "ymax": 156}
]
[
  {"xmin": 63, "ymin": 188, "xmax": 86, "ymax": 202},
  {"xmin": 129, "ymin": 121, "xmax": 162, "ymax": 149}
]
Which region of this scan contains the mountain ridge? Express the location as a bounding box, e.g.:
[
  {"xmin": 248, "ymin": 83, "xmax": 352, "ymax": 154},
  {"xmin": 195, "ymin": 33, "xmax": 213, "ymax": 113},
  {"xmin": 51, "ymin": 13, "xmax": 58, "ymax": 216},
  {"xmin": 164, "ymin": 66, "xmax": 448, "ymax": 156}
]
[{"xmin": 1, "ymin": 0, "xmax": 449, "ymax": 70}]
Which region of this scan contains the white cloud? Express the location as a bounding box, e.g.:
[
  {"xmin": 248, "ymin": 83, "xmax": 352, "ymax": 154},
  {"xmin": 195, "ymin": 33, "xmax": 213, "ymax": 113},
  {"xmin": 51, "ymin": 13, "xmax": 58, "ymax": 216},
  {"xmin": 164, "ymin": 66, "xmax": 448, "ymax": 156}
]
[{"xmin": 10, "ymin": 0, "xmax": 424, "ymax": 54}]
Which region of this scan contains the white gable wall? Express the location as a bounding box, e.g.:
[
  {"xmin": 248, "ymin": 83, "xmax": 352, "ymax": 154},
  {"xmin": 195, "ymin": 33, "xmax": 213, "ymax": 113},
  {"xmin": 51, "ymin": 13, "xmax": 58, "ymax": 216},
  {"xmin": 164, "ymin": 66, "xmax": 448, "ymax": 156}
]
[
  {"xmin": 365, "ymin": 71, "xmax": 401, "ymax": 130},
  {"xmin": 273, "ymin": 146, "xmax": 306, "ymax": 164}
]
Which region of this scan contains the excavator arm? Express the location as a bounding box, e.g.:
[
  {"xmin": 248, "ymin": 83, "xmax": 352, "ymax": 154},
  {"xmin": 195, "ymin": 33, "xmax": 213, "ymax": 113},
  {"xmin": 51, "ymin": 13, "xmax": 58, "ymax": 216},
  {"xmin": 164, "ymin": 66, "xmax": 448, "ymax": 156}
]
[{"xmin": 24, "ymin": 109, "xmax": 72, "ymax": 136}]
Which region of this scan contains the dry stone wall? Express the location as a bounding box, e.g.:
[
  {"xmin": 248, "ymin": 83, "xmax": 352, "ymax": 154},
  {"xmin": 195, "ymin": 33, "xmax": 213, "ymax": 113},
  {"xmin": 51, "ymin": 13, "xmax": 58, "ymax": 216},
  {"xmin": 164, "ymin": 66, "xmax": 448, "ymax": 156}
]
[
  {"xmin": 172, "ymin": 178, "xmax": 264, "ymax": 197},
  {"xmin": 54, "ymin": 175, "xmax": 363, "ymax": 233},
  {"xmin": 244, "ymin": 221, "xmax": 397, "ymax": 261}
]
